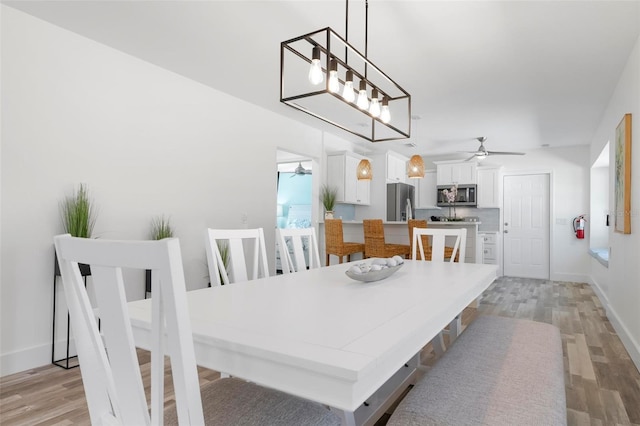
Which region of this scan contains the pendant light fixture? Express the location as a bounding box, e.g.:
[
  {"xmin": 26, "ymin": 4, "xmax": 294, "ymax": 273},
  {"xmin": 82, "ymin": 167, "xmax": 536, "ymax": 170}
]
[
  {"xmin": 356, "ymin": 158, "xmax": 372, "ymax": 180},
  {"xmin": 407, "ymin": 155, "xmax": 425, "ymax": 179},
  {"xmin": 280, "ymin": 0, "xmax": 411, "ymax": 142}
]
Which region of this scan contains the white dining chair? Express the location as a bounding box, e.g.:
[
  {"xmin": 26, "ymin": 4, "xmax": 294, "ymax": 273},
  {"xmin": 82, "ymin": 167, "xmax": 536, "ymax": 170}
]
[
  {"xmin": 276, "ymin": 227, "xmax": 321, "ymax": 274},
  {"xmin": 411, "ymin": 227, "xmax": 467, "ymax": 264},
  {"xmin": 205, "ymin": 228, "xmax": 269, "ymax": 286},
  {"xmin": 53, "ymin": 234, "xmax": 340, "ymax": 426},
  {"xmin": 411, "ymin": 227, "xmax": 467, "ymax": 356}
]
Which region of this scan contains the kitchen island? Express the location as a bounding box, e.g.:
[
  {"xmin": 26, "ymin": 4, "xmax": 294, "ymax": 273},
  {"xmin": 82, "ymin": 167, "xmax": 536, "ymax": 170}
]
[{"xmin": 319, "ymin": 220, "xmax": 482, "ymax": 265}]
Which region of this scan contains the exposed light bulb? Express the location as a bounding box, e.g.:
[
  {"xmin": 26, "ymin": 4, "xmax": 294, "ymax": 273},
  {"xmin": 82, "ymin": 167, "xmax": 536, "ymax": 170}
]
[
  {"xmin": 356, "ymin": 80, "xmax": 369, "ymax": 110},
  {"xmin": 342, "ymin": 70, "xmax": 355, "ymax": 103},
  {"xmin": 369, "ymin": 88, "xmax": 381, "ymax": 117},
  {"xmin": 380, "ymin": 96, "xmax": 391, "ymax": 123},
  {"xmin": 308, "ymin": 46, "xmax": 324, "ymax": 85},
  {"xmin": 328, "ymin": 59, "xmax": 339, "ymax": 93}
]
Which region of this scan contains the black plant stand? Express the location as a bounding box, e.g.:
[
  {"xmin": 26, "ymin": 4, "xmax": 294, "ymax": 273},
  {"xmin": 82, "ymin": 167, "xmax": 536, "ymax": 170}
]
[
  {"xmin": 145, "ymin": 269, "xmax": 151, "ymax": 299},
  {"xmin": 52, "ymin": 255, "xmax": 91, "ymax": 369}
]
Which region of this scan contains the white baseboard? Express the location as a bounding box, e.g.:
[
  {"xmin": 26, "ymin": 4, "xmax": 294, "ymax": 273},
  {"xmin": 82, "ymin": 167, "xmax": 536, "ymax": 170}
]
[
  {"xmin": 551, "ymin": 272, "xmax": 589, "ymax": 283},
  {"xmin": 1, "ymin": 343, "xmax": 51, "ymax": 377},
  {"xmin": 587, "ymin": 274, "xmax": 640, "ymax": 374},
  {"xmin": 588, "ymin": 275, "xmax": 610, "ymax": 307},
  {"xmin": 607, "ymin": 304, "xmax": 640, "ymax": 374}
]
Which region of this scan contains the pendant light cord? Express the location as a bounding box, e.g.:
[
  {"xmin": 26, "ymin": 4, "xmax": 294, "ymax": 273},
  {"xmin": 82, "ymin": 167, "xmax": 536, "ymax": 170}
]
[
  {"xmin": 364, "ymin": 0, "xmax": 368, "ymax": 79},
  {"xmin": 345, "ymin": 0, "xmax": 349, "ymax": 63}
]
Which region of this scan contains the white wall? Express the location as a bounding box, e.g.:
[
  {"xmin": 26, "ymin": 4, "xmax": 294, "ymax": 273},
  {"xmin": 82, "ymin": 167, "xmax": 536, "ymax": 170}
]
[
  {"xmin": 590, "ymin": 166, "xmax": 609, "ymax": 249},
  {"xmin": 0, "ymin": 7, "xmax": 352, "ymax": 375},
  {"xmin": 423, "ymin": 147, "xmax": 591, "ymax": 282},
  {"xmin": 589, "ymin": 31, "xmax": 640, "ymax": 371},
  {"xmin": 496, "ymin": 147, "xmax": 592, "ymax": 282}
]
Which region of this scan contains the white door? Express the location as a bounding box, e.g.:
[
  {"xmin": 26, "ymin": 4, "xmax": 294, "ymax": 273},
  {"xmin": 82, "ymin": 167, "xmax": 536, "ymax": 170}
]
[{"xmin": 503, "ymin": 174, "xmax": 550, "ymax": 279}]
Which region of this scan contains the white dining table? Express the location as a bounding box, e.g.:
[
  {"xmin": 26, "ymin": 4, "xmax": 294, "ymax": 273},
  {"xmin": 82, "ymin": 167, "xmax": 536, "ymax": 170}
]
[{"xmin": 128, "ymin": 260, "xmax": 497, "ymax": 426}]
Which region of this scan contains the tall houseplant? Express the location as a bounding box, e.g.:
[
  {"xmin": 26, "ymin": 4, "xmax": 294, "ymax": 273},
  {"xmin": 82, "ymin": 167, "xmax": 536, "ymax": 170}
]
[
  {"xmin": 146, "ymin": 215, "xmax": 174, "ymax": 297},
  {"xmin": 321, "ymin": 184, "xmax": 338, "ymax": 219},
  {"xmin": 60, "ymin": 183, "xmax": 97, "ymax": 238},
  {"xmin": 149, "ymin": 215, "xmax": 174, "ymax": 240},
  {"xmin": 57, "ymin": 183, "xmax": 97, "ymax": 276}
]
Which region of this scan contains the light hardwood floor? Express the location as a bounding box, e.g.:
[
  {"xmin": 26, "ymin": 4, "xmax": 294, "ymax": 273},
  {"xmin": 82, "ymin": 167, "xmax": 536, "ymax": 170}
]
[{"xmin": 1, "ymin": 277, "xmax": 639, "ymax": 425}]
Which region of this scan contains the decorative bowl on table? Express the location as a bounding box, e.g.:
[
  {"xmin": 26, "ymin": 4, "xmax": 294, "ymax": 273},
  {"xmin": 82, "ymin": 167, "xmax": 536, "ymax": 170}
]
[{"xmin": 345, "ymin": 256, "xmax": 404, "ymax": 282}]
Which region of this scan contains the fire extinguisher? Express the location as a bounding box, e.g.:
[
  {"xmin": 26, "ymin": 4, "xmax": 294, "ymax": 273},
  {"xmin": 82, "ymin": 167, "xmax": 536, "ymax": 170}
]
[{"xmin": 573, "ymin": 215, "xmax": 586, "ymax": 239}]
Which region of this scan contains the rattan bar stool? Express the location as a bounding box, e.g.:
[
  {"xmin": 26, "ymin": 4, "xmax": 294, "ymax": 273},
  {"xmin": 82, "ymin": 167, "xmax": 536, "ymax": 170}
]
[
  {"xmin": 408, "ymin": 219, "xmax": 458, "ymax": 262},
  {"xmin": 363, "ymin": 219, "xmax": 410, "ymax": 259},
  {"xmin": 324, "ymin": 219, "xmax": 365, "ymax": 266}
]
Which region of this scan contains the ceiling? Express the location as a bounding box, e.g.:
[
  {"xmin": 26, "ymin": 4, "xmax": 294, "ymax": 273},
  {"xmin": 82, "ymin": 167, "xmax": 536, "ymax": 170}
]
[{"xmin": 5, "ymin": 1, "xmax": 640, "ymax": 159}]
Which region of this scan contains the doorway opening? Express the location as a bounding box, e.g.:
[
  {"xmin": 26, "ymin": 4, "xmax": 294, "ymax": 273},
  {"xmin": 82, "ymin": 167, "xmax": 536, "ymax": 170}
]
[{"xmin": 276, "ymin": 150, "xmax": 314, "ymax": 273}]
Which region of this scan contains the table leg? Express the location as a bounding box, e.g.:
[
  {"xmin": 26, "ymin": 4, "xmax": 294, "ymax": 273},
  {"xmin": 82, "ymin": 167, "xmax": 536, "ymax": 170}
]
[{"xmin": 330, "ymin": 408, "xmax": 356, "ymax": 426}]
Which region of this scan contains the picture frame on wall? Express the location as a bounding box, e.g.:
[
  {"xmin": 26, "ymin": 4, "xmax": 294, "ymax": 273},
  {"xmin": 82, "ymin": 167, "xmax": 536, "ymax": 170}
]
[{"xmin": 614, "ymin": 113, "xmax": 632, "ymax": 234}]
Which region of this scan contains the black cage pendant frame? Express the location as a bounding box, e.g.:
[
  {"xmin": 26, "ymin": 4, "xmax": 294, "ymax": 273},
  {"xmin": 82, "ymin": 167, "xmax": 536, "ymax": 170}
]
[{"xmin": 280, "ymin": 27, "xmax": 411, "ymax": 143}]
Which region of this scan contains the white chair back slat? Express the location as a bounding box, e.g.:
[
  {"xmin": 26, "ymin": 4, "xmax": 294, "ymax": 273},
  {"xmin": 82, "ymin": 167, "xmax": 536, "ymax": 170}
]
[
  {"xmin": 205, "ymin": 228, "xmax": 269, "ymax": 286},
  {"xmin": 412, "ymin": 228, "xmax": 467, "ymax": 263},
  {"xmin": 277, "ymin": 228, "xmax": 321, "ymax": 274},
  {"xmin": 54, "ymin": 235, "xmax": 205, "ymax": 426}
]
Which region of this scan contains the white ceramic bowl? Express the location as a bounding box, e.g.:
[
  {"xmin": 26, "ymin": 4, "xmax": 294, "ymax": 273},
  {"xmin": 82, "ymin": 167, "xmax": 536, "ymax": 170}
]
[{"xmin": 345, "ymin": 262, "xmax": 403, "ymax": 282}]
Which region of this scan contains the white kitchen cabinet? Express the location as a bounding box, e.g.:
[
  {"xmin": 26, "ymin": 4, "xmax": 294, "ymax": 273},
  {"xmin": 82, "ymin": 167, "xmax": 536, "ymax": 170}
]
[
  {"xmin": 327, "ymin": 152, "xmax": 371, "ymax": 205},
  {"xmin": 386, "ymin": 151, "xmax": 409, "ymax": 183},
  {"xmin": 415, "ymin": 170, "xmax": 438, "ymax": 208},
  {"xmin": 435, "ymin": 161, "xmax": 477, "ymax": 185},
  {"xmin": 477, "ymin": 166, "xmax": 502, "ymax": 208},
  {"xmin": 479, "ymin": 232, "xmax": 501, "ymax": 275}
]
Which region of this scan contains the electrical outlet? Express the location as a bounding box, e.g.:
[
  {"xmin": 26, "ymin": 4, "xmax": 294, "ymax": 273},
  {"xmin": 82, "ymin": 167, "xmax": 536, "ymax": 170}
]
[{"xmin": 241, "ymin": 213, "xmax": 248, "ymax": 225}]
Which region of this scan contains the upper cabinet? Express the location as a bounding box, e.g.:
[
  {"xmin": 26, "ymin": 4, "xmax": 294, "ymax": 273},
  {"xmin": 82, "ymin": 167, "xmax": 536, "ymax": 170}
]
[
  {"xmin": 415, "ymin": 170, "xmax": 438, "ymax": 208},
  {"xmin": 435, "ymin": 161, "xmax": 477, "ymax": 186},
  {"xmin": 386, "ymin": 151, "xmax": 409, "ymax": 184},
  {"xmin": 327, "ymin": 152, "xmax": 371, "ymax": 205},
  {"xmin": 476, "ymin": 166, "xmax": 502, "ymax": 208}
]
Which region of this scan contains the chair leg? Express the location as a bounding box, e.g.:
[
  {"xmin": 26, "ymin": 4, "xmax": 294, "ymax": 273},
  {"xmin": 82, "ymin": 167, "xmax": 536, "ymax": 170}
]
[
  {"xmin": 339, "ymin": 256, "xmax": 343, "ymax": 264},
  {"xmin": 326, "ymin": 254, "xmax": 330, "ymax": 266},
  {"xmin": 449, "ymin": 315, "xmax": 462, "ymax": 343},
  {"xmin": 432, "ymin": 332, "xmax": 446, "ymax": 357}
]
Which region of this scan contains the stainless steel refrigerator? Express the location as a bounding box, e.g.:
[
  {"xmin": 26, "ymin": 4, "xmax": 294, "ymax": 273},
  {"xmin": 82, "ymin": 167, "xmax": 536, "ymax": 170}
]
[{"xmin": 387, "ymin": 183, "xmax": 415, "ymax": 221}]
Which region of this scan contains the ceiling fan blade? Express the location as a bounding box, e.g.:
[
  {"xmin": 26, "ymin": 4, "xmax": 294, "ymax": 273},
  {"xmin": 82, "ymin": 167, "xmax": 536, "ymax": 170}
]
[
  {"xmin": 488, "ymin": 151, "xmax": 525, "ymax": 156},
  {"xmin": 464, "ymin": 154, "xmax": 478, "ymax": 162}
]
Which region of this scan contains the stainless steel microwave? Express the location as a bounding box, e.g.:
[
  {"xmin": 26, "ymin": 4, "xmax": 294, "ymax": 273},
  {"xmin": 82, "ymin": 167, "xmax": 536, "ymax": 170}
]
[{"xmin": 436, "ymin": 184, "xmax": 477, "ymax": 207}]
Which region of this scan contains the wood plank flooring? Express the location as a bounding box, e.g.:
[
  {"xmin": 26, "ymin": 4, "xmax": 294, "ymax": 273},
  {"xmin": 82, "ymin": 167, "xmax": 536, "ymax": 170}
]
[{"xmin": 1, "ymin": 277, "xmax": 639, "ymax": 425}]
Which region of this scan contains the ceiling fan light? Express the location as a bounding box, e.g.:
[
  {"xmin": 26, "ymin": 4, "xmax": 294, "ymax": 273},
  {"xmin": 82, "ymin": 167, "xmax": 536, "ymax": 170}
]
[
  {"xmin": 407, "ymin": 155, "xmax": 425, "ymax": 178},
  {"xmin": 356, "ymin": 159, "xmax": 372, "ymax": 180}
]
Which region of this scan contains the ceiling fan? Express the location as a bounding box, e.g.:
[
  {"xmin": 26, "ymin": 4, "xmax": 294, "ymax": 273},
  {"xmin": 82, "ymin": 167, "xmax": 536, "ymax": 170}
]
[
  {"xmin": 461, "ymin": 137, "xmax": 525, "ymax": 161},
  {"xmin": 290, "ymin": 162, "xmax": 312, "ymax": 177}
]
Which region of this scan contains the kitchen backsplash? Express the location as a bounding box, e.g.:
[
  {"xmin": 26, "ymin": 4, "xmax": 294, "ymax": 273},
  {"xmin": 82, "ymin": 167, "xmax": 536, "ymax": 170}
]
[
  {"xmin": 333, "ymin": 204, "xmax": 356, "ymax": 221},
  {"xmin": 415, "ymin": 207, "xmax": 500, "ymax": 232}
]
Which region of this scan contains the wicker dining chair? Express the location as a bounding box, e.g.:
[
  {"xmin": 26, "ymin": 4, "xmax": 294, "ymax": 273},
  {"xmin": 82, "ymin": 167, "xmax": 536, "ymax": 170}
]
[
  {"xmin": 324, "ymin": 219, "xmax": 365, "ymax": 266},
  {"xmin": 408, "ymin": 219, "xmax": 458, "ymax": 261},
  {"xmin": 363, "ymin": 219, "xmax": 410, "ymax": 259}
]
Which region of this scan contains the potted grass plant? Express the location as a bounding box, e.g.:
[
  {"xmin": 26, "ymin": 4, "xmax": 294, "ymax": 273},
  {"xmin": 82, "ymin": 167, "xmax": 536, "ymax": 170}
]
[
  {"xmin": 149, "ymin": 215, "xmax": 174, "ymax": 240},
  {"xmin": 216, "ymin": 240, "xmax": 230, "ymax": 285},
  {"xmin": 320, "ymin": 184, "xmax": 338, "ymax": 219},
  {"xmin": 146, "ymin": 215, "xmax": 174, "ymax": 297},
  {"xmin": 56, "ymin": 183, "xmax": 97, "ymax": 276}
]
